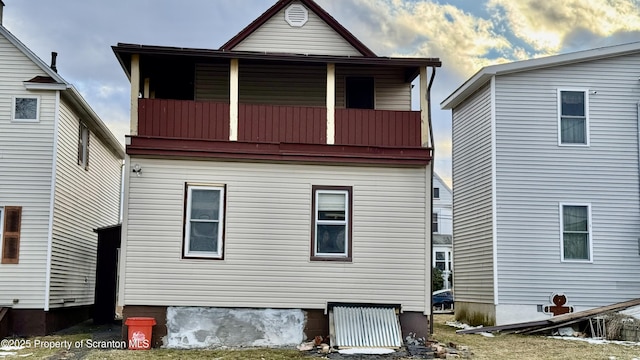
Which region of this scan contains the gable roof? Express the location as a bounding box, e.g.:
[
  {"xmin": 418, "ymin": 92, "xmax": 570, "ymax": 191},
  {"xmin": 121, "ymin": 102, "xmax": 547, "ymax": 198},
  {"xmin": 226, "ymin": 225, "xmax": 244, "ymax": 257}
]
[
  {"xmin": 219, "ymin": 0, "xmax": 376, "ymax": 57},
  {"xmin": 441, "ymin": 41, "xmax": 640, "ymax": 110},
  {"xmin": 433, "ymin": 172, "xmax": 452, "ymax": 195},
  {"xmin": 0, "ymin": 25, "xmax": 124, "ymax": 158}
]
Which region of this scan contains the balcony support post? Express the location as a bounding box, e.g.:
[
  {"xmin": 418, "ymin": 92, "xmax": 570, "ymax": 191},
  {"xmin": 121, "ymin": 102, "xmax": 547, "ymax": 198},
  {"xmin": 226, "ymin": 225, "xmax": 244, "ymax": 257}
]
[
  {"xmin": 130, "ymin": 54, "xmax": 140, "ymax": 136},
  {"xmin": 326, "ymin": 63, "xmax": 335, "ymax": 144},
  {"xmin": 230, "ymin": 58, "xmax": 239, "ymax": 141},
  {"xmin": 420, "ymin": 66, "xmax": 430, "ymax": 147}
]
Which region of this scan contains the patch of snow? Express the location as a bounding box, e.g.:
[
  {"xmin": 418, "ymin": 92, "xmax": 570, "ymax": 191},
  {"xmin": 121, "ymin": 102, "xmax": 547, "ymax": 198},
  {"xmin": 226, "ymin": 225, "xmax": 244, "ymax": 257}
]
[
  {"xmin": 549, "ymin": 336, "xmax": 640, "ymax": 346},
  {"xmin": 338, "ymin": 348, "xmax": 395, "ymax": 355},
  {"xmin": 0, "ymin": 352, "xmax": 17, "ymax": 358},
  {"xmin": 0, "ymin": 346, "xmax": 23, "ymax": 351},
  {"xmin": 621, "ymin": 305, "xmax": 640, "ymax": 320},
  {"xmin": 446, "ymin": 321, "xmax": 494, "ymax": 337}
]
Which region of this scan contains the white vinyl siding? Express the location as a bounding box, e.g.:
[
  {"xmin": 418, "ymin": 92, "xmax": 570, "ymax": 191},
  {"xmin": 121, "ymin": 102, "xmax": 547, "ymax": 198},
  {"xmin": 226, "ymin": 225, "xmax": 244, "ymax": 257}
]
[
  {"xmin": 0, "ymin": 34, "xmax": 55, "ymax": 309},
  {"xmin": 48, "ymin": 99, "xmax": 122, "ymax": 308},
  {"xmin": 232, "ymin": 2, "xmax": 363, "ymax": 56},
  {"xmin": 494, "ymin": 52, "xmax": 640, "ymax": 308},
  {"xmin": 452, "ymin": 82, "xmax": 494, "ymax": 304},
  {"xmin": 122, "ymin": 159, "xmax": 428, "ymax": 312}
]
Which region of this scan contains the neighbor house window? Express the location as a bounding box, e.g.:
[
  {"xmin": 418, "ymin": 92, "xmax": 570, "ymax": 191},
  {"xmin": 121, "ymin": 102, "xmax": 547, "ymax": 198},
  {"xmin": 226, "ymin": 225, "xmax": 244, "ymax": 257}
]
[
  {"xmin": 1, "ymin": 206, "xmax": 22, "ymax": 264},
  {"xmin": 311, "ymin": 186, "xmax": 352, "ymax": 261},
  {"xmin": 432, "ymin": 213, "xmax": 439, "ymax": 233},
  {"xmin": 77, "ymin": 123, "xmax": 90, "ymax": 170},
  {"xmin": 558, "ymin": 90, "xmax": 588, "ymax": 145},
  {"xmin": 183, "ymin": 185, "xmax": 225, "ymax": 259},
  {"xmin": 12, "ymin": 96, "xmax": 39, "ymax": 122},
  {"xmin": 560, "ymin": 204, "xmax": 591, "ymax": 261},
  {"xmin": 433, "ymin": 187, "xmax": 440, "ymax": 199}
]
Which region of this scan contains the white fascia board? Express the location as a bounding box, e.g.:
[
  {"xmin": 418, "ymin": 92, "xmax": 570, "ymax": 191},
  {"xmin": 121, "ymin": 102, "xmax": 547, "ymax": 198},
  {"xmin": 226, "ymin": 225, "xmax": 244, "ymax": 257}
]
[{"xmin": 24, "ymin": 82, "xmax": 68, "ymax": 91}]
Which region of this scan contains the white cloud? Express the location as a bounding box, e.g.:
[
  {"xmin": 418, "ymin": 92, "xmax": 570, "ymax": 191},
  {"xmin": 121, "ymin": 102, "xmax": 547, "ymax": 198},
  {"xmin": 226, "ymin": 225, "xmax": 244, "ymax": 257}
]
[{"xmin": 487, "ymin": 0, "xmax": 640, "ymax": 53}]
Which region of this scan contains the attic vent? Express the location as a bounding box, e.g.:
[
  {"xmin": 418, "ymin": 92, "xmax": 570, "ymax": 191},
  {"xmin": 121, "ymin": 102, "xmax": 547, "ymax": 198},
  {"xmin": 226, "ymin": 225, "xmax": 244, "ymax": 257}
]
[{"xmin": 285, "ymin": 4, "xmax": 308, "ymax": 27}]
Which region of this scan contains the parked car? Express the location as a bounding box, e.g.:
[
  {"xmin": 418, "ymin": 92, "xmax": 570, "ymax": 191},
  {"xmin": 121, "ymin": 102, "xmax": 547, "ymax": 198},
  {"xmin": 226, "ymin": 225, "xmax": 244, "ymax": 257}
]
[{"xmin": 433, "ymin": 289, "xmax": 454, "ymax": 310}]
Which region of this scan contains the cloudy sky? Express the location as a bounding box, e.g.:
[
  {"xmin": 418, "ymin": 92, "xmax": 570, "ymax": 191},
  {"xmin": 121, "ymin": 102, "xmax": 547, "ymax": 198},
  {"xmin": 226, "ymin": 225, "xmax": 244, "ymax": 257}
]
[{"xmin": 4, "ymin": 0, "xmax": 640, "ymax": 185}]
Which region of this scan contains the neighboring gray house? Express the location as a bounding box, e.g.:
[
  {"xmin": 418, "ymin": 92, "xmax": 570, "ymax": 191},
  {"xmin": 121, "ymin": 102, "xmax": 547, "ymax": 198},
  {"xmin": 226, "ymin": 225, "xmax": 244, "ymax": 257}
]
[
  {"xmin": 0, "ymin": 15, "xmax": 124, "ymax": 336},
  {"xmin": 432, "ymin": 172, "xmax": 452, "ymax": 289},
  {"xmin": 441, "ymin": 42, "xmax": 640, "ymax": 326}
]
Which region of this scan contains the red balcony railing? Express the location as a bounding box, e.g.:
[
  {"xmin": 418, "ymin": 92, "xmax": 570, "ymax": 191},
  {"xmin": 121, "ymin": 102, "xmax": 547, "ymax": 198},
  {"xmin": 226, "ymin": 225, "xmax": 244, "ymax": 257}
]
[
  {"xmin": 138, "ymin": 99, "xmax": 230, "ymax": 140},
  {"xmin": 238, "ymin": 104, "xmax": 326, "ymax": 144},
  {"xmin": 335, "ymin": 108, "xmax": 421, "ymax": 147}
]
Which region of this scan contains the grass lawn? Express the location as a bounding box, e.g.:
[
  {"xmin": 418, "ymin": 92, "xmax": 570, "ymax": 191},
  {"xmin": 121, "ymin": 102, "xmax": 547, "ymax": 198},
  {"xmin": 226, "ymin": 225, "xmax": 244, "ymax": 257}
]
[
  {"xmin": 431, "ymin": 314, "xmax": 640, "ymax": 360},
  {"xmin": 3, "ymin": 315, "xmax": 640, "ymax": 359}
]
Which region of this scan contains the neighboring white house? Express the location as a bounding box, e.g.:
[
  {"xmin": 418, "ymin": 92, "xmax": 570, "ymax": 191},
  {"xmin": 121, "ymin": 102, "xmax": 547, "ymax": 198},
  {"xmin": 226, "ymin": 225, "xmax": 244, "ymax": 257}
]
[
  {"xmin": 432, "ymin": 172, "xmax": 452, "ymax": 289},
  {"xmin": 114, "ymin": 0, "xmax": 441, "ymax": 348},
  {"xmin": 0, "ymin": 16, "xmax": 124, "ymax": 336},
  {"xmin": 441, "ymin": 41, "xmax": 640, "ymax": 326}
]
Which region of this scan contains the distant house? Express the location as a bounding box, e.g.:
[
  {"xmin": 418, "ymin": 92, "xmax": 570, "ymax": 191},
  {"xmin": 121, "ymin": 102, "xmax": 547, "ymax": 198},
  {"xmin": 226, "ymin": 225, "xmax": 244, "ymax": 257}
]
[
  {"xmin": 432, "ymin": 173, "xmax": 452, "ymax": 289},
  {"xmin": 0, "ymin": 11, "xmax": 124, "ymax": 336},
  {"xmin": 113, "ymin": 0, "xmax": 441, "ymax": 348},
  {"xmin": 441, "ymin": 42, "xmax": 640, "ymax": 326}
]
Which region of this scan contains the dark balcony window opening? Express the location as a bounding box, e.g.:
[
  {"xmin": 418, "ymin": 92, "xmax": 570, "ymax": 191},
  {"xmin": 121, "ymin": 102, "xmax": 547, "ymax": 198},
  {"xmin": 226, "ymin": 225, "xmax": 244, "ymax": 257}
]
[
  {"xmin": 346, "ymin": 77, "xmax": 374, "ymax": 109},
  {"xmin": 143, "ymin": 60, "xmax": 195, "ymax": 100}
]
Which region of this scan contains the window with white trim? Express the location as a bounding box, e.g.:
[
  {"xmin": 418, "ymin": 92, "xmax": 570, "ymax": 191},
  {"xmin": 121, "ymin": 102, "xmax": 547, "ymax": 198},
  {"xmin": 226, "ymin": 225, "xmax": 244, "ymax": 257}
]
[
  {"xmin": 184, "ymin": 185, "xmax": 225, "ymax": 259},
  {"xmin": 433, "ymin": 187, "xmax": 440, "ymax": 199},
  {"xmin": 561, "ymin": 204, "xmax": 591, "ymax": 261},
  {"xmin": 432, "ymin": 213, "xmax": 439, "ymax": 233},
  {"xmin": 558, "ymin": 90, "xmax": 588, "ymax": 145},
  {"xmin": 12, "ymin": 96, "xmax": 39, "ymax": 122},
  {"xmin": 77, "ymin": 123, "xmax": 90, "ymax": 170},
  {"xmin": 311, "ymin": 186, "xmax": 351, "ymax": 261}
]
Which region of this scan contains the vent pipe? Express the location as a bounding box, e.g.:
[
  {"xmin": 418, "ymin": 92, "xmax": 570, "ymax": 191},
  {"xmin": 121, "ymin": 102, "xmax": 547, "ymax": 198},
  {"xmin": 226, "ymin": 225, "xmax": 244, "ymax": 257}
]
[
  {"xmin": 50, "ymin": 52, "xmax": 58, "ymax": 73},
  {"xmin": 0, "ymin": 1, "xmax": 5, "ymax": 26}
]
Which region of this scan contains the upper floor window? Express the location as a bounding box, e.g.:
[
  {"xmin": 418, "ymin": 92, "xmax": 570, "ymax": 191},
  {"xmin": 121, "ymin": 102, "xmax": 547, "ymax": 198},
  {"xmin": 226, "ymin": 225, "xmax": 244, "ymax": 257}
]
[
  {"xmin": 77, "ymin": 123, "xmax": 90, "ymax": 170},
  {"xmin": 560, "ymin": 204, "xmax": 591, "ymax": 262},
  {"xmin": 183, "ymin": 184, "xmax": 225, "ymax": 259},
  {"xmin": 12, "ymin": 96, "xmax": 39, "ymax": 122},
  {"xmin": 311, "ymin": 186, "xmax": 352, "ymax": 261},
  {"xmin": 346, "ymin": 77, "xmax": 374, "ymax": 109},
  {"xmin": 432, "ymin": 213, "xmax": 439, "ymax": 233},
  {"xmin": 433, "ymin": 187, "xmax": 440, "ymax": 199},
  {"xmin": 558, "ymin": 90, "xmax": 589, "ymax": 145}
]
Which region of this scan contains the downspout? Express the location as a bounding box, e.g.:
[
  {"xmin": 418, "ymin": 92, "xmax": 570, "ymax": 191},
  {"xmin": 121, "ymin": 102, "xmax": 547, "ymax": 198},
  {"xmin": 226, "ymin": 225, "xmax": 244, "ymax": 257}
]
[{"xmin": 427, "ymin": 66, "xmax": 436, "ymax": 335}]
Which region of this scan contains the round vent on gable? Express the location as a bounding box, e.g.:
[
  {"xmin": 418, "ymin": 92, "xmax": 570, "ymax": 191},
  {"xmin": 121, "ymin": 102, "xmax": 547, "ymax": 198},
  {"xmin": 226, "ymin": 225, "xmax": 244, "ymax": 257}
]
[{"xmin": 285, "ymin": 4, "xmax": 308, "ymax": 27}]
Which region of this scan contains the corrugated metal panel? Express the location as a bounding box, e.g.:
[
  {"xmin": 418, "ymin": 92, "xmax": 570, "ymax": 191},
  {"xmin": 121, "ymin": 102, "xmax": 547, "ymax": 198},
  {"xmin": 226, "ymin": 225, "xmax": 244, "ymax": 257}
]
[
  {"xmin": 122, "ymin": 158, "xmax": 428, "ymax": 311},
  {"xmin": 451, "ymin": 82, "xmax": 495, "ymax": 304},
  {"xmin": 48, "ymin": 99, "xmax": 122, "ymax": 308},
  {"xmin": 238, "ymin": 103, "xmax": 326, "ymax": 143},
  {"xmin": 493, "ymin": 52, "xmax": 640, "ymax": 308},
  {"xmin": 138, "ymin": 99, "xmax": 230, "ymax": 140},
  {"xmin": 233, "ymin": 2, "xmax": 362, "ymax": 56},
  {"xmin": 332, "ymin": 306, "xmax": 402, "ymax": 348},
  {"xmin": 0, "ymin": 34, "xmax": 55, "ymax": 309}
]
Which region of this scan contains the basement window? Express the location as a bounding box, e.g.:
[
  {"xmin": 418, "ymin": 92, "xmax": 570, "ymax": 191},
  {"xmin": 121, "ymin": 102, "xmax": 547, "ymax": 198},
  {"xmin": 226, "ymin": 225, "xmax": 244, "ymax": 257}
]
[
  {"xmin": 311, "ymin": 186, "xmax": 352, "ymax": 261},
  {"xmin": 184, "ymin": 184, "xmax": 225, "ymax": 259}
]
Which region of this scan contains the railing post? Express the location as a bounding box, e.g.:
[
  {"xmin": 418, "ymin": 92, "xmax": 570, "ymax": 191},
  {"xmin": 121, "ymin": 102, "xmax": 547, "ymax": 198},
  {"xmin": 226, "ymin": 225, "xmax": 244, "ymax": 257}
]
[
  {"xmin": 326, "ymin": 63, "xmax": 335, "ymax": 144},
  {"xmin": 130, "ymin": 54, "xmax": 140, "ymax": 136},
  {"xmin": 230, "ymin": 58, "xmax": 239, "ymax": 141},
  {"xmin": 420, "ymin": 66, "xmax": 429, "ymax": 147}
]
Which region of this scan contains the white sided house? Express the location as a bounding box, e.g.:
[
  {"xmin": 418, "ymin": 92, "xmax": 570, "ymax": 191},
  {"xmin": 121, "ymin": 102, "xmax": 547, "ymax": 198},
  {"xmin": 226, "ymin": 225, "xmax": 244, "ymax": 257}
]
[
  {"xmin": 441, "ymin": 42, "xmax": 640, "ymax": 326},
  {"xmin": 114, "ymin": 0, "xmax": 441, "ymax": 348},
  {"xmin": 0, "ymin": 15, "xmax": 124, "ymax": 336},
  {"xmin": 432, "ymin": 173, "xmax": 453, "ymax": 290}
]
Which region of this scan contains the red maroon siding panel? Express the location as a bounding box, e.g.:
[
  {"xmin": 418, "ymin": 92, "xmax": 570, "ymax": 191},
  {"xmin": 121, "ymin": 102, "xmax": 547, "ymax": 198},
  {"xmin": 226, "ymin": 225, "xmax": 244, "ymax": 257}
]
[
  {"xmin": 138, "ymin": 99, "xmax": 230, "ymax": 140},
  {"xmin": 238, "ymin": 104, "xmax": 326, "ymax": 144},
  {"xmin": 335, "ymin": 109, "xmax": 421, "ymax": 147}
]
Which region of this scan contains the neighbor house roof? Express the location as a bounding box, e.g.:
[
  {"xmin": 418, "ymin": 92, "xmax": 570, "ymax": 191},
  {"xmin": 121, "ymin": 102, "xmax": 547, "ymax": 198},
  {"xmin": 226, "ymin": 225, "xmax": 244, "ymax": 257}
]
[
  {"xmin": 441, "ymin": 41, "xmax": 640, "ymax": 110},
  {"xmin": 219, "ymin": 0, "xmax": 377, "ymax": 57},
  {"xmin": 0, "ymin": 25, "xmax": 124, "ymax": 159}
]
